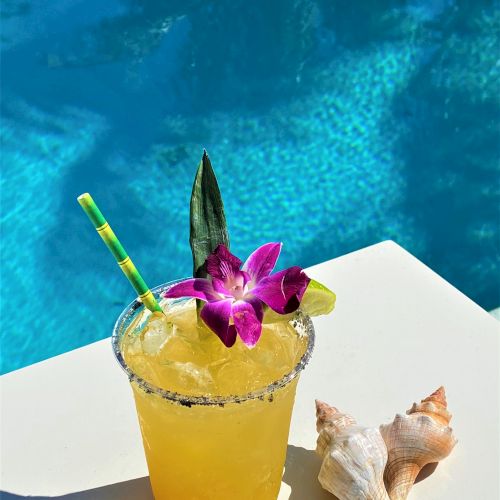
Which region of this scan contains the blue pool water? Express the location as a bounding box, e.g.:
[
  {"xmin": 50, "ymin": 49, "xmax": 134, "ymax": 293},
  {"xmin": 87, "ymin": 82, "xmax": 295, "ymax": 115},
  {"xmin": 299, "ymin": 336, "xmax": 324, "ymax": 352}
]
[{"xmin": 1, "ymin": 1, "xmax": 499, "ymax": 374}]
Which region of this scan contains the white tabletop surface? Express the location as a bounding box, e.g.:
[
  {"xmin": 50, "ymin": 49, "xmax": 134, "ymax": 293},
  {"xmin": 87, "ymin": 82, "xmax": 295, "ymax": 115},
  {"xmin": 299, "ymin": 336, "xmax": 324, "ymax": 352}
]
[{"xmin": 1, "ymin": 241, "xmax": 499, "ymax": 499}]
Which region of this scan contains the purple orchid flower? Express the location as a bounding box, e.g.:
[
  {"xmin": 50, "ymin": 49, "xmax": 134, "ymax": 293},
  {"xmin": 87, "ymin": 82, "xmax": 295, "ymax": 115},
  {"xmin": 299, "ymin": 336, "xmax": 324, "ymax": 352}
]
[{"xmin": 162, "ymin": 243, "xmax": 310, "ymax": 348}]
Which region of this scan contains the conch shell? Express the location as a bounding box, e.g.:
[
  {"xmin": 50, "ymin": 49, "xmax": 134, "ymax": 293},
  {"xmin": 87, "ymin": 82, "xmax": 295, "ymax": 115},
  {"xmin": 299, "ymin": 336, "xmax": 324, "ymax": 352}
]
[
  {"xmin": 379, "ymin": 387, "xmax": 457, "ymax": 500},
  {"xmin": 315, "ymin": 400, "xmax": 390, "ymax": 500}
]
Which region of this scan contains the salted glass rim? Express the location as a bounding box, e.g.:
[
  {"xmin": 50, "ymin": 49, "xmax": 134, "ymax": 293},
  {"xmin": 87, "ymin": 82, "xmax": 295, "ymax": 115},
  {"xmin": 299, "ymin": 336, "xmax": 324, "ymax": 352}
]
[{"xmin": 111, "ymin": 280, "xmax": 315, "ymax": 407}]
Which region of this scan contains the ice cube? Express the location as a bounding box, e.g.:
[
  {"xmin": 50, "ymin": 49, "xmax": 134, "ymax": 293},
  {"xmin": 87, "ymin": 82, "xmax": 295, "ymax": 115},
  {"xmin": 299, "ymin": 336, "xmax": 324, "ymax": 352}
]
[
  {"xmin": 212, "ymin": 359, "xmax": 262, "ymax": 395},
  {"xmin": 163, "ymin": 298, "xmax": 198, "ymax": 332},
  {"xmin": 141, "ymin": 312, "xmax": 172, "ymax": 355},
  {"xmin": 158, "ymin": 331, "xmax": 198, "ymax": 364},
  {"xmin": 160, "ymin": 361, "xmax": 215, "ymax": 395},
  {"xmin": 124, "ymin": 333, "xmax": 143, "ymax": 356}
]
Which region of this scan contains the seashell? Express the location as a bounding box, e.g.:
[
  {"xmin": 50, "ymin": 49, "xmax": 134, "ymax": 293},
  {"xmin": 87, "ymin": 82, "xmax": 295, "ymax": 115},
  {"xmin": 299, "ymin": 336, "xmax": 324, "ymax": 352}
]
[
  {"xmin": 315, "ymin": 400, "xmax": 390, "ymax": 500},
  {"xmin": 379, "ymin": 387, "xmax": 458, "ymax": 500}
]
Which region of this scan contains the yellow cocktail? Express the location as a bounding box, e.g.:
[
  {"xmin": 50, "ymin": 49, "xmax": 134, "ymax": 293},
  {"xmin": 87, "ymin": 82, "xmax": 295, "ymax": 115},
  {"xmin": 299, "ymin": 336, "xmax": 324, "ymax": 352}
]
[
  {"xmin": 113, "ymin": 283, "xmax": 315, "ymax": 499},
  {"xmin": 79, "ymin": 156, "xmax": 332, "ymax": 499}
]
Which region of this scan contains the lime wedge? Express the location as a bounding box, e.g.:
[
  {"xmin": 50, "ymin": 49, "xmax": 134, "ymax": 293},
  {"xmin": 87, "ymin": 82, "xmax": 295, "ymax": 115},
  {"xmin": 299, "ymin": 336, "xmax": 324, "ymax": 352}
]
[
  {"xmin": 262, "ymin": 309, "xmax": 295, "ymax": 324},
  {"xmin": 263, "ymin": 278, "xmax": 336, "ymax": 323},
  {"xmin": 300, "ymin": 278, "xmax": 336, "ymax": 316}
]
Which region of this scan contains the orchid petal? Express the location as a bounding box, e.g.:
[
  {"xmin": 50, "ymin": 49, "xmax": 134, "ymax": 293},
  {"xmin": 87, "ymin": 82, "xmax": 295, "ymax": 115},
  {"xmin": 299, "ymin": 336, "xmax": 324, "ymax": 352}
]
[
  {"xmin": 242, "ymin": 242, "xmax": 282, "ymax": 282},
  {"xmin": 232, "ymin": 298, "xmax": 263, "ymax": 348},
  {"xmin": 206, "ymin": 244, "xmax": 242, "ymax": 280},
  {"xmin": 240, "ymin": 271, "xmax": 252, "ymax": 285},
  {"xmin": 211, "ymin": 278, "xmax": 232, "ymax": 297},
  {"xmin": 162, "ymin": 278, "xmax": 219, "ymax": 302},
  {"xmin": 200, "ymin": 299, "xmax": 237, "ymax": 347},
  {"xmin": 252, "ymin": 266, "xmax": 310, "ymax": 314}
]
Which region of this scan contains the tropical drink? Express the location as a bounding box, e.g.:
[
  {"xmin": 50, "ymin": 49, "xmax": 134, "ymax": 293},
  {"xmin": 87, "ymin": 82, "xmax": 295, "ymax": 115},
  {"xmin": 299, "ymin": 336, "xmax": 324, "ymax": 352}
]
[
  {"xmin": 79, "ymin": 151, "xmax": 335, "ymax": 500},
  {"xmin": 113, "ymin": 288, "xmax": 315, "ymax": 499}
]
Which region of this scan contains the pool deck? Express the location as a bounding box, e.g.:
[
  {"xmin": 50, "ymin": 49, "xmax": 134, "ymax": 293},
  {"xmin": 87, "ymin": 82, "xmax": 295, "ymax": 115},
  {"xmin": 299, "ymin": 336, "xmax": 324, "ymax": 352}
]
[{"xmin": 1, "ymin": 240, "xmax": 499, "ymax": 499}]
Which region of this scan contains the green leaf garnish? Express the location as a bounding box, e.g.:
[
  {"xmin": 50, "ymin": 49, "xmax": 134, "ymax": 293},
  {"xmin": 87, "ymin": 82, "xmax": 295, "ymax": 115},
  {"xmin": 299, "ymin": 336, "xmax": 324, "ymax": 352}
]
[{"xmin": 189, "ymin": 150, "xmax": 229, "ymax": 279}]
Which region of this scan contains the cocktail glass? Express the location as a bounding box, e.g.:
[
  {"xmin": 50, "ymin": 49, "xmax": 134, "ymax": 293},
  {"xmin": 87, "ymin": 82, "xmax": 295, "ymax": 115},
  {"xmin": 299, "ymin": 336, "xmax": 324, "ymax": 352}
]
[{"xmin": 112, "ymin": 281, "xmax": 315, "ymax": 500}]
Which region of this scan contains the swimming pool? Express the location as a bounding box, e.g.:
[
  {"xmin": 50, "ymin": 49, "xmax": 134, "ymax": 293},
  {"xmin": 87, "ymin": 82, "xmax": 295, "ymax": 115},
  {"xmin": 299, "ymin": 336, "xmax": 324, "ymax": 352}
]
[{"xmin": 1, "ymin": 1, "xmax": 499, "ymax": 374}]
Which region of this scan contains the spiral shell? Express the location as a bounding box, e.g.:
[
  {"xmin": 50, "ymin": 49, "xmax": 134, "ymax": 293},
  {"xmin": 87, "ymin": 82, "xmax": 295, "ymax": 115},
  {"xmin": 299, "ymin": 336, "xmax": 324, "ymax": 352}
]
[
  {"xmin": 315, "ymin": 400, "xmax": 390, "ymax": 500},
  {"xmin": 379, "ymin": 387, "xmax": 457, "ymax": 500}
]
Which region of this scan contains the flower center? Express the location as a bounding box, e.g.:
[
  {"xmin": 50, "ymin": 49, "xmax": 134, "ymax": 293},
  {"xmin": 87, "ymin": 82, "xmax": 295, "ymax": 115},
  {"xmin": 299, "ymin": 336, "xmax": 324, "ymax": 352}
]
[{"xmin": 225, "ymin": 273, "xmax": 248, "ymax": 300}]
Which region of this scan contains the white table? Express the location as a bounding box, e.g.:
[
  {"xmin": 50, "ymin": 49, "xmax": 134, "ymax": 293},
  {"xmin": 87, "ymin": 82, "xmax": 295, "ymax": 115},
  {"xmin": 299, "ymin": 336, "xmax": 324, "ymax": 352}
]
[{"xmin": 1, "ymin": 241, "xmax": 499, "ymax": 499}]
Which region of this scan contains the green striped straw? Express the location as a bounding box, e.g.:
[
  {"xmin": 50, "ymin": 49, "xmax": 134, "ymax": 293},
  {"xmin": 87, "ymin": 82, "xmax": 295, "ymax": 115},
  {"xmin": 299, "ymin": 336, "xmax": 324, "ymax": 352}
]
[{"xmin": 77, "ymin": 193, "xmax": 163, "ymax": 314}]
